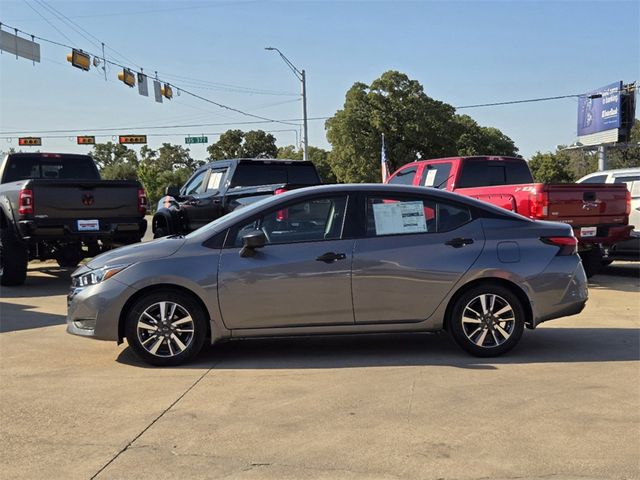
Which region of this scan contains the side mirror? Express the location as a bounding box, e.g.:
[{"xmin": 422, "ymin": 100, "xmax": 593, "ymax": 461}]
[
  {"xmin": 165, "ymin": 186, "xmax": 181, "ymax": 197},
  {"xmin": 240, "ymin": 230, "xmax": 266, "ymax": 257}
]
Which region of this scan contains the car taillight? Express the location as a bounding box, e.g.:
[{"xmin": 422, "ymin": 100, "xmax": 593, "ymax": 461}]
[
  {"xmin": 275, "ymin": 188, "xmax": 288, "ymax": 220},
  {"xmin": 625, "ymin": 190, "xmax": 631, "ymax": 216},
  {"xmin": 540, "ymin": 236, "xmax": 577, "ymax": 256},
  {"xmin": 138, "ymin": 188, "xmax": 148, "ymax": 215},
  {"xmin": 18, "ymin": 189, "xmax": 34, "ymax": 215},
  {"xmin": 529, "ymin": 190, "xmax": 548, "ymax": 219}
]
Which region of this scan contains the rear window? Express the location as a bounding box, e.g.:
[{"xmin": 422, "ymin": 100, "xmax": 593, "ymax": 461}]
[
  {"xmin": 457, "ymin": 158, "xmax": 532, "ymax": 188},
  {"xmin": 2, "ymin": 155, "xmax": 100, "ymax": 183},
  {"xmin": 230, "ymin": 163, "xmax": 319, "ymax": 188}
]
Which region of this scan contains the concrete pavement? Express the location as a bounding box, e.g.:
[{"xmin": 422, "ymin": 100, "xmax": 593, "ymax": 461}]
[{"xmin": 1, "ymin": 261, "xmax": 639, "ymax": 479}]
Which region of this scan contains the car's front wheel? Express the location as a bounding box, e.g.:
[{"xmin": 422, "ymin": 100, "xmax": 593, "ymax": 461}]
[
  {"xmin": 449, "ymin": 284, "xmax": 525, "ymax": 357},
  {"xmin": 125, "ymin": 290, "xmax": 208, "ymax": 366}
]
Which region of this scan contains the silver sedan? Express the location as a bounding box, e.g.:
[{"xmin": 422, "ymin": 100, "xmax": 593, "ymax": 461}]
[{"xmin": 67, "ymin": 184, "xmax": 588, "ymax": 366}]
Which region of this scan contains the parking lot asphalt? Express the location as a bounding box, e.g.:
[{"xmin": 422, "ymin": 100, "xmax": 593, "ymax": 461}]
[{"xmin": 1, "ymin": 255, "xmax": 639, "ymax": 479}]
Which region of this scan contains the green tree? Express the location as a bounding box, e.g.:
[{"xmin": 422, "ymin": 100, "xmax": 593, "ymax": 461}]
[
  {"xmin": 277, "ymin": 145, "xmax": 337, "ymax": 183},
  {"xmin": 325, "ymin": 71, "xmax": 518, "ymax": 183},
  {"xmin": 528, "ymin": 151, "xmax": 575, "ymax": 183},
  {"xmin": 454, "ymin": 115, "xmax": 518, "ymax": 156},
  {"xmin": 90, "ymin": 142, "xmax": 138, "ymax": 171},
  {"xmin": 608, "ymin": 120, "xmax": 640, "ymax": 170},
  {"xmin": 207, "ymin": 129, "xmax": 278, "ymax": 160}
]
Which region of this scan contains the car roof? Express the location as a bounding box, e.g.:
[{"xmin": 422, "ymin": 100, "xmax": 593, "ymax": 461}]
[
  {"xmin": 580, "ymin": 167, "xmax": 640, "ymax": 179},
  {"xmin": 199, "ymin": 158, "xmax": 316, "ymax": 170}
]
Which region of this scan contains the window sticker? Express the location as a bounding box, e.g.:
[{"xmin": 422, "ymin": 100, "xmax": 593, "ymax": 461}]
[
  {"xmin": 372, "ymin": 201, "xmax": 427, "ymax": 235},
  {"xmin": 424, "ymin": 168, "xmax": 437, "ymax": 187}
]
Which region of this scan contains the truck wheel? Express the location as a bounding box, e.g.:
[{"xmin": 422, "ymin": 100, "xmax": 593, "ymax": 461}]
[
  {"xmin": 580, "ymin": 248, "xmax": 603, "ymax": 278},
  {"xmin": 153, "ymin": 227, "xmax": 167, "ymax": 239},
  {"xmin": 56, "ymin": 247, "xmax": 83, "ymax": 269},
  {"xmin": 0, "ymin": 227, "xmax": 28, "ymax": 286}
]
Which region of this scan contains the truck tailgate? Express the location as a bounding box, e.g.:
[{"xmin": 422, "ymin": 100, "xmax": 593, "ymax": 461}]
[
  {"xmin": 545, "ymin": 183, "xmax": 628, "ymax": 226},
  {"xmin": 31, "ymin": 180, "xmax": 141, "ymax": 220}
]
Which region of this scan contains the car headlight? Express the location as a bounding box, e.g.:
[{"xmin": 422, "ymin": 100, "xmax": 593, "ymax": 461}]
[{"xmin": 75, "ymin": 264, "xmax": 130, "ymax": 287}]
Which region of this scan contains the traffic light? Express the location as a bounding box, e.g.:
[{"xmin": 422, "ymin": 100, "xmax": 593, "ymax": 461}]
[
  {"xmin": 67, "ymin": 49, "xmax": 91, "ymax": 71},
  {"xmin": 117, "ymin": 69, "xmax": 136, "ymax": 88},
  {"xmin": 19, "ymin": 137, "xmax": 42, "ymax": 146},
  {"xmin": 119, "ymin": 135, "xmax": 147, "ymax": 144},
  {"xmin": 77, "ymin": 136, "xmax": 96, "ymax": 145},
  {"xmin": 161, "ymin": 83, "xmax": 173, "ymax": 100}
]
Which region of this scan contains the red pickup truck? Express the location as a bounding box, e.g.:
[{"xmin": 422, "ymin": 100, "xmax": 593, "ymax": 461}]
[{"xmin": 385, "ymin": 156, "xmax": 632, "ymax": 276}]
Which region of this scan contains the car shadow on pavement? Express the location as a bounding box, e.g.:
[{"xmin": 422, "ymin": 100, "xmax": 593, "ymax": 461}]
[
  {"xmin": 0, "ymin": 301, "xmax": 66, "ymax": 333},
  {"xmin": 1, "ymin": 265, "xmax": 73, "ymax": 299},
  {"xmin": 589, "ymin": 263, "xmax": 640, "ymax": 293},
  {"xmin": 116, "ymin": 328, "xmax": 640, "ymax": 370}
]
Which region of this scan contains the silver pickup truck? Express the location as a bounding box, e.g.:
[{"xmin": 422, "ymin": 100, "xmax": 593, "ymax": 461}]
[{"xmin": 0, "ymin": 152, "xmax": 148, "ymax": 286}]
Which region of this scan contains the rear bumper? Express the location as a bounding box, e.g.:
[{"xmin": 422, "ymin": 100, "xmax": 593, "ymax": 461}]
[
  {"xmin": 18, "ymin": 217, "xmax": 147, "ymax": 242},
  {"xmin": 574, "ymin": 224, "xmax": 633, "ymax": 247},
  {"xmin": 529, "ymin": 256, "xmax": 588, "ymax": 328}
]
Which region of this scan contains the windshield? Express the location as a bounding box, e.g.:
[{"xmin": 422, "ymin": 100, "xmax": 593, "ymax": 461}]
[{"xmin": 2, "ymin": 154, "xmax": 100, "ymax": 182}]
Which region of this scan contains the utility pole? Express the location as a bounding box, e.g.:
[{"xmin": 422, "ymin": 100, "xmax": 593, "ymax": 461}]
[
  {"xmin": 265, "ymin": 47, "xmax": 308, "ymax": 161},
  {"xmin": 597, "ymin": 145, "xmax": 607, "ymax": 171}
]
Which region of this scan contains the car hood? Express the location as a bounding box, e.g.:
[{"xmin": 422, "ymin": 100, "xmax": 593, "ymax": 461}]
[{"xmin": 84, "ymin": 237, "xmax": 186, "ymax": 270}]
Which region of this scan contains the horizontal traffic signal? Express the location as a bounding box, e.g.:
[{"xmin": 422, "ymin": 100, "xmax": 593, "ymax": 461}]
[
  {"xmin": 119, "ymin": 135, "xmax": 147, "ymax": 144},
  {"xmin": 67, "ymin": 49, "xmax": 90, "ymax": 71},
  {"xmin": 19, "ymin": 137, "xmax": 42, "ymax": 146},
  {"xmin": 77, "ymin": 136, "xmax": 96, "ymax": 145}
]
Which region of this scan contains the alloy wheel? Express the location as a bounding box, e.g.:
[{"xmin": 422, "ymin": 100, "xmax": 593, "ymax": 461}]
[
  {"xmin": 461, "ymin": 294, "xmax": 515, "ymax": 348},
  {"xmin": 136, "ymin": 301, "xmax": 195, "ymax": 358}
]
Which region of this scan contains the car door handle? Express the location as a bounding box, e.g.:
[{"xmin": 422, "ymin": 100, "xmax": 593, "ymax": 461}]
[
  {"xmin": 316, "ymin": 252, "xmax": 347, "ymax": 262},
  {"xmin": 445, "ymin": 237, "xmax": 474, "ymax": 248}
]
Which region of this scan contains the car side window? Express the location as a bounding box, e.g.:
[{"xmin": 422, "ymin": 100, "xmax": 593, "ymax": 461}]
[
  {"xmin": 366, "ymin": 196, "xmax": 436, "ymax": 236},
  {"xmin": 421, "ymin": 163, "xmax": 452, "ymax": 189},
  {"xmin": 580, "ymin": 174, "xmax": 607, "ymax": 184},
  {"xmin": 183, "ymin": 170, "xmax": 208, "ymax": 195},
  {"xmin": 206, "ymin": 169, "xmax": 227, "ymax": 191},
  {"xmin": 388, "ymin": 166, "xmax": 417, "ymax": 185},
  {"xmin": 366, "ymin": 196, "xmax": 471, "ymax": 236},
  {"xmin": 437, "ymin": 202, "xmax": 472, "ymax": 232},
  {"xmin": 233, "ymin": 195, "xmax": 348, "ymax": 246},
  {"xmin": 613, "ymin": 176, "xmax": 640, "ymax": 193}
]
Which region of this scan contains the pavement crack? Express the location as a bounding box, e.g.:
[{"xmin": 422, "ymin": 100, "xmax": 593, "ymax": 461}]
[{"xmin": 89, "ymin": 365, "xmax": 215, "ymax": 479}]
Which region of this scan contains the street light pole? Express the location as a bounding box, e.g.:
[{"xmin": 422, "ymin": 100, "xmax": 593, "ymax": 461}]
[{"xmin": 265, "ymin": 47, "xmax": 308, "ymax": 161}]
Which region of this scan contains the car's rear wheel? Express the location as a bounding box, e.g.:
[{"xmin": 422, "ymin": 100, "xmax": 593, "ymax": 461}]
[
  {"xmin": 125, "ymin": 290, "xmax": 208, "ymax": 366},
  {"xmin": 449, "ymin": 284, "xmax": 525, "ymax": 357}
]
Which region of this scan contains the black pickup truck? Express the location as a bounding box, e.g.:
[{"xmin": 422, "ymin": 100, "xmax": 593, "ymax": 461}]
[
  {"xmin": 0, "ymin": 153, "xmax": 148, "ymax": 285},
  {"xmin": 152, "ymin": 158, "xmax": 321, "ymax": 237}
]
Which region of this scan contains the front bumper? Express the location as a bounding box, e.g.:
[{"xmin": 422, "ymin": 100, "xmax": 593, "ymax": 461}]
[
  {"xmin": 67, "ymin": 277, "xmax": 137, "ymax": 341},
  {"xmin": 528, "ymin": 256, "xmax": 588, "ymax": 328}
]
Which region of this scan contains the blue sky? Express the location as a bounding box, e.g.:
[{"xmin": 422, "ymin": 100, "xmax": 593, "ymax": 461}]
[{"xmin": 1, "ymin": 0, "xmax": 638, "ymax": 160}]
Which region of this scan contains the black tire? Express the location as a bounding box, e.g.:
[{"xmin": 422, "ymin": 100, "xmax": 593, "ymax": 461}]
[
  {"xmin": 0, "ymin": 227, "xmax": 28, "ymax": 286},
  {"xmin": 601, "ymin": 259, "xmax": 613, "ymax": 267},
  {"xmin": 56, "ymin": 247, "xmax": 82, "ymax": 268},
  {"xmin": 153, "ymin": 227, "xmax": 167, "ymax": 239},
  {"xmin": 580, "ymin": 248, "xmax": 603, "ymax": 278},
  {"xmin": 125, "ymin": 289, "xmax": 208, "ymax": 366},
  {"xmin": 448, "ymin": 284, "xmax": 525, "ymax": 357}
]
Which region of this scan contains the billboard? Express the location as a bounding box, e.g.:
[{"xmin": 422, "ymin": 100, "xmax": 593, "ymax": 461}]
[{"xmin": 577, "ymin": 81, "xmax": 622, "ymax": 137}]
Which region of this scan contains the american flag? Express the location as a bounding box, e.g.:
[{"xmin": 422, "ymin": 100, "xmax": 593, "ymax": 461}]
[{"xmin": 381, "ymin": 133, "xmax": 390, "ymax": 183}]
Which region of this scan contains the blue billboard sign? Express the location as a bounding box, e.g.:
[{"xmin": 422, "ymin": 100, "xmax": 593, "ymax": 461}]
[{"xmin": 577, "ymin": 81, "xmax": 622, "ymax": 136}]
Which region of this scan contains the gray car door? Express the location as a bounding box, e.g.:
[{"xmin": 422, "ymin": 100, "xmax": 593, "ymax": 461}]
[
  {"xmin": 352, "ymin": 194, "xmax": 485, "ymax": 323},
  {"xmin": 218, "ymin": 194, "xmax": 355, "ymax": 330}
]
